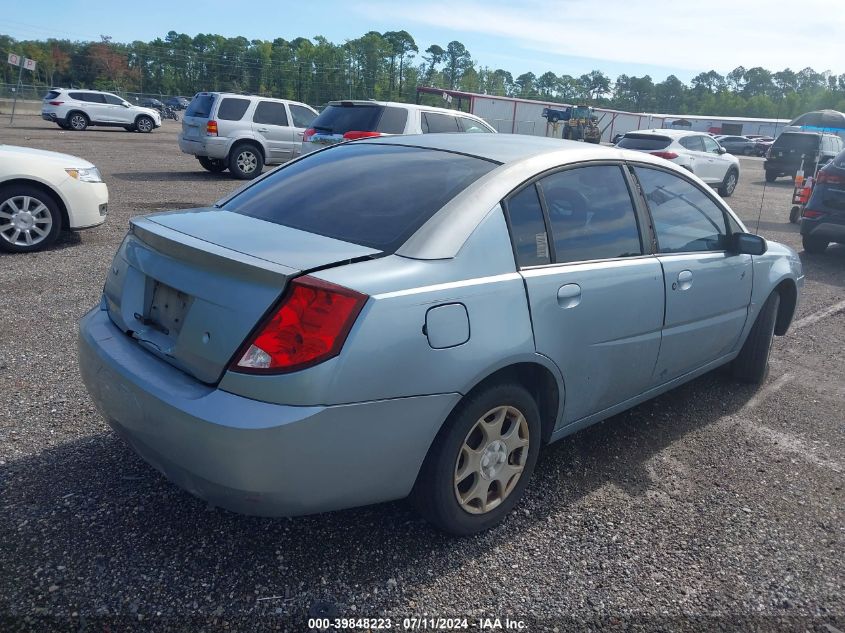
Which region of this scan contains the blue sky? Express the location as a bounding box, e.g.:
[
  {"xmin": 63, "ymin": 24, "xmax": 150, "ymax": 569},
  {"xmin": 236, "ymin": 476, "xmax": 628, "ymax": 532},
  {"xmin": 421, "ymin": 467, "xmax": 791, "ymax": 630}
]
[{"xmin": 2, "ymin": 0, "xmax": 843, "ymax": 84}]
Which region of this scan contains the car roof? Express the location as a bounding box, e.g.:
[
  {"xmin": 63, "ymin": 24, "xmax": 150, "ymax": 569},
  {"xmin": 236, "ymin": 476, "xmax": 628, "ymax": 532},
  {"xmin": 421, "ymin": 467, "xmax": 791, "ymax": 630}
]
[
  {"xmin": 325, "ymin": 100, "xmax": 486, "ymax": 118},
  {"xmin": 626, "ymin": 129, "xmax": 706, "ymax": 138}
]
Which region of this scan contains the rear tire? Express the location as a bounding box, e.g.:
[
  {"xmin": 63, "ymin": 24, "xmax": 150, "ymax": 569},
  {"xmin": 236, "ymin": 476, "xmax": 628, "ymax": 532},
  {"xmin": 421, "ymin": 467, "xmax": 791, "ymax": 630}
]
[
  {"xmin": 718, "ymin": 168, "xmax": 739, "ymax": 197},
  {"xmin": 198, "ymin": 156, "xmax": 227, "ymax": 173},
  {"xmin": 411, "ymin": 382, "xmax": 541, "ymax": 535},
  {"xmin": 0, "ymin": 184, "xmax": 63, "ymax": 253},
  {"xmin": 765, "ymin": 170, "xmax": 777, "ymax": 183},
  {"xmin": 228, "ymin": 143, "xmax": 264, "ymax": 180},
  {"xmin": 789, "ymin": 206, "xmax": 801, "ymax": 224},
  {"xmin": 68, "ymin": 112, "xmax": 88, "ymax": 131},
  {"xmin": 802, "ymin": 234, "xmax": 829, "ymax": 254},
  {"xmin": 731, "ymin": 292, "xmax": 779, "ymax": 385}
]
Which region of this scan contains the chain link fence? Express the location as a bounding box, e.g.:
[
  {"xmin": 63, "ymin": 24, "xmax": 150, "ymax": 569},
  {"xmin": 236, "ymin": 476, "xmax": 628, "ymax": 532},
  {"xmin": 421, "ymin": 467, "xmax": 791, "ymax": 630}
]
[{"xmin": 0, "ymin": 83, "xmax": 189, "ymax": 104}]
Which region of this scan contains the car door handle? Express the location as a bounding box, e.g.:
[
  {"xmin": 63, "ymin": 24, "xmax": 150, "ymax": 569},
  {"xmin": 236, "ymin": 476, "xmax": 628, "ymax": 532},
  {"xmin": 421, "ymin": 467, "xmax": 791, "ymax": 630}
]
[
  {"xmin": 557, "ymin": 283, "xmax": 581, "ymax": 309},
  {"xmin": 673, "ymin": 270, "xmax": 693, "ymax": 291},
  {"xmin": 296, "ymin": 131, "xmax": 304, "ymax": 137},
  {"xmin": 256, "ymin": 128, "xmax": 269, "ymax": 132}
]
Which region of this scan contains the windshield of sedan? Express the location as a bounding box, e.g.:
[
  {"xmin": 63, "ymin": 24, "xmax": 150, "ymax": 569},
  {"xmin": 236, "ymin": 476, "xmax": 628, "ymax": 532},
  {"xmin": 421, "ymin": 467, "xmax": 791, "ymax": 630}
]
[{"xmin": 222, "ymin": 143, "xmax": 498, "ymax": 252}]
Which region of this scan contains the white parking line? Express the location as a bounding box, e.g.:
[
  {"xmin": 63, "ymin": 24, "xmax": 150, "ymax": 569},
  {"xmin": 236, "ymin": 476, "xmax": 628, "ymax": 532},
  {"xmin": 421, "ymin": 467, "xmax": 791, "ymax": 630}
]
[
  {"xmin": 791, "ymin": 298, "xmax": 845, "ymax": 332},
  {"xmin": 739, "ymin": 372, "xmax": 792, "ymax": 414}
]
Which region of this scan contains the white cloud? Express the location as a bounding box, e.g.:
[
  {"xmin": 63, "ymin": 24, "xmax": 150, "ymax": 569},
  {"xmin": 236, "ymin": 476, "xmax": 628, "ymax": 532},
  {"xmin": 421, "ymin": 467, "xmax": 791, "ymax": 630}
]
[{"xmin": 357, "ymin": 0, "xmax": 843, "ymax": 74}]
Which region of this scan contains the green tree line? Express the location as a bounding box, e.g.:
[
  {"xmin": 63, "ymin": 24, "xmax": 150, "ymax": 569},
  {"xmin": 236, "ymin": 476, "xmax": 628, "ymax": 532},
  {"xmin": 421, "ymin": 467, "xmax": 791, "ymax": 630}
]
[{"xmin": 2, "ymin": 31, "xmax": 844, "ymax": 118}]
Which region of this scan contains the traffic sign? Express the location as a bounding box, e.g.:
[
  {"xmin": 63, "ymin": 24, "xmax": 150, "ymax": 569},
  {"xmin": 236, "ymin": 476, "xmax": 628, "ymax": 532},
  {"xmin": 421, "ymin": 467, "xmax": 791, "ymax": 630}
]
[
  {"xmin": 23, "ymin": 58, "xmax": 36, "ymax": 72},
  {"xmin": 7, "ymin": 53, "xmax": 20, "ymax": 67}
]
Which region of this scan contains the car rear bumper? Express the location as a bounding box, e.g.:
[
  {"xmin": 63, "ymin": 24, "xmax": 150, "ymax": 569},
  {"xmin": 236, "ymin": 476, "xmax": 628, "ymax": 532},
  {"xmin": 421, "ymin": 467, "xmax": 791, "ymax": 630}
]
[
  {"xmin": 78, "ymin": 306, "xmax": 459, "ymax": 517},
  {"xmin": 178, "ymin": 135, "xmax": 229, "ymax": 159},
  {"xmin": 800, "ymin": 215, "xmax": 845, "ymax": 241}
]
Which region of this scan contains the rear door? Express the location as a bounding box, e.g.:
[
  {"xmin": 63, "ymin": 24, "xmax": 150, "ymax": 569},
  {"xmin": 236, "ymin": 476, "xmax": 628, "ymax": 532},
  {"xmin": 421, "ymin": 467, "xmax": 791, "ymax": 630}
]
[
  {"xmin": 514, "ymin": 163, "xmax": 665, "ymax": 424},
  {"xmin": 252, "ymin": 100, "xmax": 295, "ymax": 163},
  {"xmin": 631, "ymin": 165, "xmax": 752, "ymax": 382},
  {"xmin": 288, "ymin": 103, "xmax": 318, "ymax": 156}
]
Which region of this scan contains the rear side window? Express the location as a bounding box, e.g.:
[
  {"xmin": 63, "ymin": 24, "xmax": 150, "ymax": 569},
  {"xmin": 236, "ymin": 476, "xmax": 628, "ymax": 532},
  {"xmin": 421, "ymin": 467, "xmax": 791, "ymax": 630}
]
[
  {"xmin": 289, "ymin": 104, "xmax": 316, "ymax": 128},
  {"xmin": 186, "ymin": 94, "xmax": 215, "ymax": 118},
  {"xmin": 459, "ymin": 117, "xmax": 492, "ymax": 133},
  {"xmin": 376, "ymin": 107, "xmax": 408, "ymax": 134},
  {"xmin": 253, "ymin": 101, "xmax": 288, "ymax": 127},
  {"xmin": 44, "ymin": 90, "xmax": 60, "ymax": 100},
  {"xmin": 422, "ymin": 112, "xmax": 460, "ymax": 133},
  {"xmin": 635, "ymin": 167, "xmax": 727, "ymax": 253},
  {"xmin": 223, "ymin": 143, "xmax": 497, "ymax": 253},
  {"xmin": 617, "ymin": 134, "xmax": 671, "ymax": 150},
  {"xmin": 311, "ymin": 104, "xmax": 382, "ymax": 133},
  {"xmin": 69, "ymin": 92, "xmax": 105, "ymax": 103},
  {"xmin": 504, "ymin": 185, "xmax": 550, "ymax": 267},
  {"xmin": 539, "ymin": 165, "xmax": 642, "ymax": 263},
  {"xmin": 679, "ymin": 136, "xmax": 704, "ymax": 151},
  {"xmin": 217, "ymin": 97, "xmax": 250, "ymax": 121}
]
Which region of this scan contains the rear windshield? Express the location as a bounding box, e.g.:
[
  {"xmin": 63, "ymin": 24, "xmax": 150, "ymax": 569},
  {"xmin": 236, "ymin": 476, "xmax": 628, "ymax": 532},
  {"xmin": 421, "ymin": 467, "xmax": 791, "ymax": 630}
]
[
  {"xmin": 43, "ymin": 90, "xmax": 60, "ymax": 101},
  {"xmin": 223, "ymin": 143, "xmax": 497, "ymax": 252},
  {"xmin": 773, "ymin": 133, "xmax": 819, "ymax": 152},
  {"xmin": 185, "ymin": 94, "xmax": 215, "ymax": 118},
  {"xmin": 310, "ymin": 104, "xmax": 406, "ymax": 134},
  {"xmin": 617, "ymin": 134, "xmax": 671, "ymax": 150}
]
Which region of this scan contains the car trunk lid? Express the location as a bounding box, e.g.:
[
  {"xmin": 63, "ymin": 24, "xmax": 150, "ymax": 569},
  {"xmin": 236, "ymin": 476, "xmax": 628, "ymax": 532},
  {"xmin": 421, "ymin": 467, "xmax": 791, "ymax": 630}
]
[{"xmin": 104, "ymin": 209, "xmax": 380, "ymax": 384}]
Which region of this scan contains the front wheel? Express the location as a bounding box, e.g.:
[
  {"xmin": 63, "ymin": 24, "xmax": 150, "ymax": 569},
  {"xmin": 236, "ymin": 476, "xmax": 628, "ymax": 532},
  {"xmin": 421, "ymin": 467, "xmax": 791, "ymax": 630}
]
[
  {"xmin": 732, "ymin": 292, "xmax": 779, "ymax": 384},
  {"xmin": 718, "ymin": 168, "xmax": 739, "ymax": 197},
  {"xmin": 411, "ymin": 382, "xmax": 541, "ymax": 535},
  {"xmin": 765, "ymin": 170, "xmax": 777, "ymax": 183},
  {"xmin": 198, "ymin": 156, "xmax": 227, "ymax": 173},
  {"xmin": 802, "ymin": 234, "xmax": 829, "ymax": 254},
  {"xmin": 0, "ymin": 185, "xmax": 62, "ymax": 253},
  {"xmin": 135, "ymin": 116, "xmax": 154, "ymax": 133}
]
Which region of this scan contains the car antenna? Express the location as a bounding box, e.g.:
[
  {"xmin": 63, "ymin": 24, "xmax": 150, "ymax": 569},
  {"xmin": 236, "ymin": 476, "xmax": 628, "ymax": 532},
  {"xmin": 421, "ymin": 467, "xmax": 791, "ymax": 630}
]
[{"xmin": 755, "ymin": 95, "xmax": 785, "ymax": 234}]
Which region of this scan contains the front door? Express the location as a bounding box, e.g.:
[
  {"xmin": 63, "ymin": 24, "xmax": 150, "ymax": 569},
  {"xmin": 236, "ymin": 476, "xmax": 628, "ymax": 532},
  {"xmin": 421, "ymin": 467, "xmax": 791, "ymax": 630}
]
[
  {"xmin": 632, "ymin": 165, "xmax": 752, "ymax": 383},
  {"xmin": 509, "ymin": 164, "xmax": 665, "ymax": 424},
  {"xmin": 251, "ymin": 101, "xmax": 295, "ymax": 164}
]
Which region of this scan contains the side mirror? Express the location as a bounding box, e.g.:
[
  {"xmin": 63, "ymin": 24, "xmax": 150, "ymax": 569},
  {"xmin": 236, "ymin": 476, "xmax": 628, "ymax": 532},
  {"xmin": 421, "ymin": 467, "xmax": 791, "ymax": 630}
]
[
  {"xmin": 731, "ymin": 232, "xmax": 767, "ymax": 256},
  {"xmin": 717, "ymin": 146, "xmax": 727, "ymax": 155},
  {"xmin": 121, "ymin": 102, "xmax": 130, "ymax": 108}
]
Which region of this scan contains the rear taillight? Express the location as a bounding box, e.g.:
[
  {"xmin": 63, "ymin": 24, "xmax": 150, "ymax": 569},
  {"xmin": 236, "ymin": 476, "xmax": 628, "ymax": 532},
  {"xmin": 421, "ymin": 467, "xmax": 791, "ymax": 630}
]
[
  {"xmin": 802, "ymin": 209, "xmax": 826, "ymax": 219},
  {"xmin": 343, "ymin": 130, "xmax": 382, "ymax": 140},
  {"xmin": 232, "ymin": 276, "xmax": 368, "ymax": 374},
  {"xmin": 48, "ymin": 101, "xmax": 64, "ymax": 106},
  {"xmin": 303, "ymin": 127, "xmax": 316, "ymax": 141},
  {"xmin": 206, "ymin": 120, "xmax": 218, "ymax": 136},
  {"xmin": 650, "ymin": 151, "xmax": 679, "ymax": 160},
  {"xmin": 816, "ymin": 170, "xmax": 845, "ymax": 185}
]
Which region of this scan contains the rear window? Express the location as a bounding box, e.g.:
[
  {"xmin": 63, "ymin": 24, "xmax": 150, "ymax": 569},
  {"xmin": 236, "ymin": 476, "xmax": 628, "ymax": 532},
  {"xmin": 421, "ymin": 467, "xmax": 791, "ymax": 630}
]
[
  {"xmin": 217, "ymin": 97, "xmax": 250, "ymax": 121},
  {"xmin": 311, "ymin": 104, "xmax": 383, "ymax": 134},
  {"xmin": 223, "ymin": 143, "xmax": 497, "ymax": 253},
  {"xmin": 773, "ymin": 133, "xmax": 819, "ymax": 152},
  {"xmin": 617, "ymin": 134, "xmax": 671, "ymax": 150},
  {"xmin": 186, "ymin": 94, "xmax": 215, "ymax": 118},
  {"xmin": 44, "ymin": 90, "xmax": 60, "ymax": 101}
]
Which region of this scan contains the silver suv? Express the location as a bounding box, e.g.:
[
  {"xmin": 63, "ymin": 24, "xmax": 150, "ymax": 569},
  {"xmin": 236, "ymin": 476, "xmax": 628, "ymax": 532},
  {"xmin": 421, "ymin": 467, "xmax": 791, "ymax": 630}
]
[
  {"xmin": 178, "ymin": 92, "xmax": 318, "ymax": 179},
  {"xmin": 302, "ymin": 100, "xmax": 495, "ymax": 155},
  {"xmin": 42, "ymin": 89, "xmax": 162, "ymax": 132}
]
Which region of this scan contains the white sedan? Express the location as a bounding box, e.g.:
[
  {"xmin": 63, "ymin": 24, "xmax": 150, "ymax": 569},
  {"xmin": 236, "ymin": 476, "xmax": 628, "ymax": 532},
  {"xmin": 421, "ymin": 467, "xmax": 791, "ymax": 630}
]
[
  {"xmin": 615, "ymin": 129, "xmax": 741, "ymax": 197},
  {"xmin": 0, "ymin": 145, "xmax": 108, "ymax": 252}
]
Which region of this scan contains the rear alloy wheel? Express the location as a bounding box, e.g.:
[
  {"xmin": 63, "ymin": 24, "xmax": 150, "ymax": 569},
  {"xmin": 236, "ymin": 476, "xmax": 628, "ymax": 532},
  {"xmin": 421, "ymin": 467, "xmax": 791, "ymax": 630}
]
[
  {"xmin": 0, "ymin": 185, "xmax": 62, "ymax": 253},
  {"xmin": 68, "ymin": 112, "xmax": 88, "ymax": 131},
  {"xmin": 719, "ymin": 168, "xmax": 739, "ymax": 197},
  {"xmin": 135, "ymin": 116, "xmax": 154, "ymax": 133},
  {"xmin": 229, "ymin": 144, "xmax": 264, "ymax": 180},
  {"xmin": 412, "ymin": 382, "xmax": 541, "ymax": 535},
  {"xmin": 802, "ymin": 234, "xmax": 829, "ymax": 254},
  {"xmin": 198, "ymin": 156, "xmax": 227, "ymax": 173}
]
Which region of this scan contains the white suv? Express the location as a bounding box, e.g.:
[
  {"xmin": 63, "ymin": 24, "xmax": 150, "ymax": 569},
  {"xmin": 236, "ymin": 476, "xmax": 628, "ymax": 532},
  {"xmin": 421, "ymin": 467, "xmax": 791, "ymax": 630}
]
[
  {"xmin": 301, "ymin": 100, "xmax": 496, "ymax": 155},
  {"xmin": 42, "ymin": 89, "xmax": 162, "ymax": 133},
  {"xmin": 178, "ymin": 92, "xmax": 318, "ymax": 179},
  {"xmin": 616, "ymin": 129, "xmax": 741, "ymax": 197}
]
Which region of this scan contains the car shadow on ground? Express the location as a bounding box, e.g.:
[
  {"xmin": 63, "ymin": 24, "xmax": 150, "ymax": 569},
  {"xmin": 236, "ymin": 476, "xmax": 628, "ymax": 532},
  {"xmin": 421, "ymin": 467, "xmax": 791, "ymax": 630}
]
[
  {"xmin": 1, "ymin": 369, "xmax": 765, "ymax": 624},
  {"xmin": 111, "ymin": 171, "xmax": 235, "ymax": 183},
  {"xmin": 751, "ymin": 180, "xmax": 794, "ymax": 188}
]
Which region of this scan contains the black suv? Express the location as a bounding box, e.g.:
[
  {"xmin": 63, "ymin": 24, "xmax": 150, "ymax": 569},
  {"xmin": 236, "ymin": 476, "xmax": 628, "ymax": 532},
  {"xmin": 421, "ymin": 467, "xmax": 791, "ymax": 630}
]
[
  {"xmin": 765, "ymin": 132, "xmax": 843, "ymax": 182},
  {"xmin": 800, "ymin": 148, "xmax": 845, "ymax": 253}
]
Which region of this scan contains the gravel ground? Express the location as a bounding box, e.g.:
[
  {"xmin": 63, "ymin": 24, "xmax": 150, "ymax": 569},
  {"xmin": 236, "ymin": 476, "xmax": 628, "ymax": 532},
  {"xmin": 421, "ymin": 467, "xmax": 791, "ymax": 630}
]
[{"xmin": 1, "ymin": 118, "xmax": 843, "ymax": 632}]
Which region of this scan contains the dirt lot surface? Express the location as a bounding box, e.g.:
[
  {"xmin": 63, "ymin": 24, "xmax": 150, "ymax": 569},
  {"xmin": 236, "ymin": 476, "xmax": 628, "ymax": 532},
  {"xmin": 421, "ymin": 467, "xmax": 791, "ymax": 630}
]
[{"xmin": 1, "ymin": 118, "xmax": 843, "ymax": 632}]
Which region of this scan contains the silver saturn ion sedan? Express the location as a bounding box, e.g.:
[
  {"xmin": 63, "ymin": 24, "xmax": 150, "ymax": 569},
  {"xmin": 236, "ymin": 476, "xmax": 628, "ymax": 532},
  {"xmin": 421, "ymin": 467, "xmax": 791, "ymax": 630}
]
[{"xmin": 79, "ymin": 134, "xmax": 804, "ymax": 535}]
